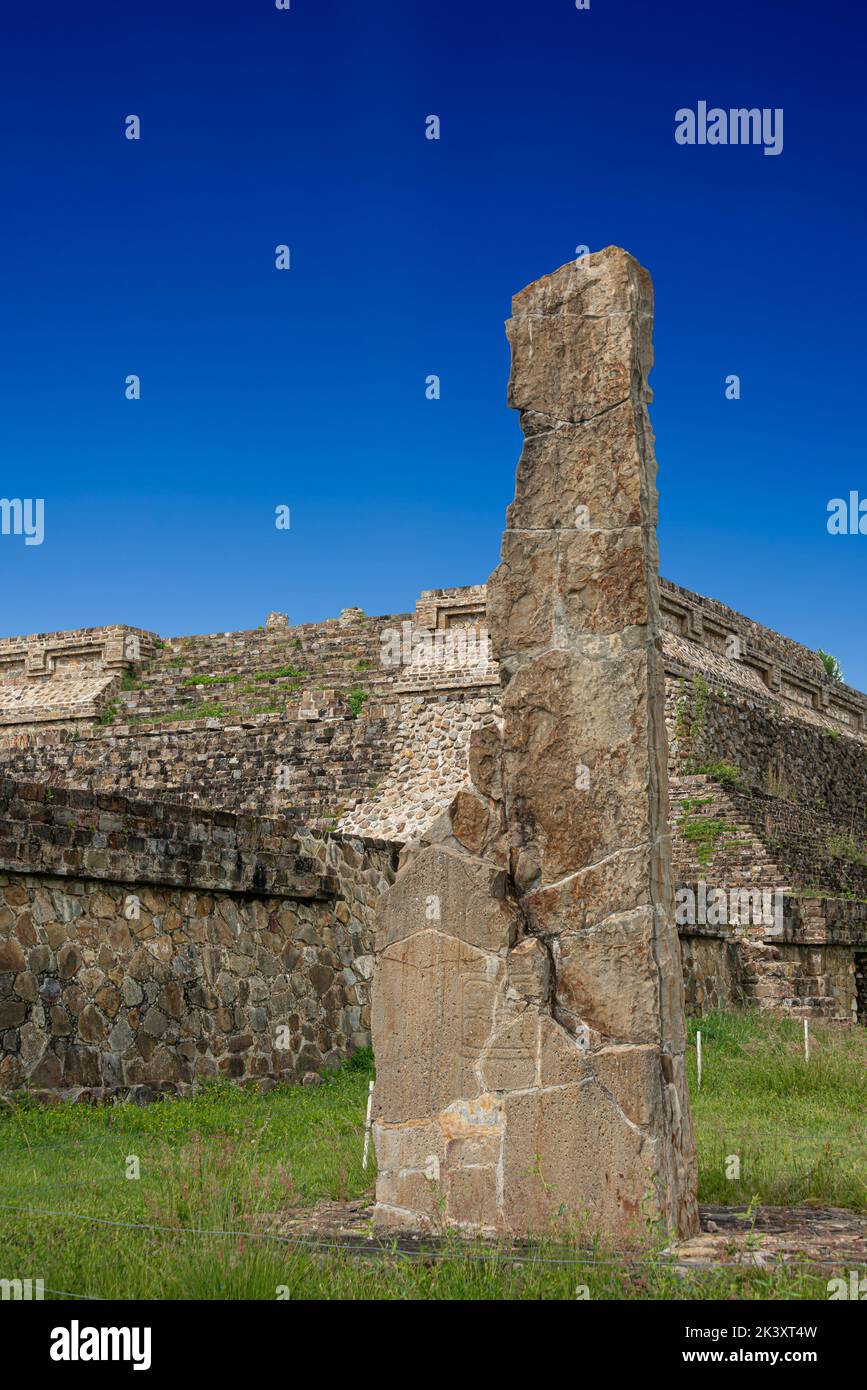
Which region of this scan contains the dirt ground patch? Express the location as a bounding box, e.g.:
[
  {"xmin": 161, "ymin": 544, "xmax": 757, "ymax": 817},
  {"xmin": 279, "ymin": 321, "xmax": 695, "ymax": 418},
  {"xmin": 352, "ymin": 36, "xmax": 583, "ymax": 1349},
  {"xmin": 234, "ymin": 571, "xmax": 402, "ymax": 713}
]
[{"xmin": 271, "ymin": 1198, "xmax": 867, "ymax": 1273}]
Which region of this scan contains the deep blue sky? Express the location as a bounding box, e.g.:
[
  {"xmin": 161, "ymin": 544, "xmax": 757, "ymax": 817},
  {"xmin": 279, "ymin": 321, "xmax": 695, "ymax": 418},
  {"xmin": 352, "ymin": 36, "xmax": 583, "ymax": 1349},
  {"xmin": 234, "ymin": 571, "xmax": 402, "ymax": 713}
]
[{"xmin": 2, "ymin": 0, "xmax": 865, "ymax": 687}]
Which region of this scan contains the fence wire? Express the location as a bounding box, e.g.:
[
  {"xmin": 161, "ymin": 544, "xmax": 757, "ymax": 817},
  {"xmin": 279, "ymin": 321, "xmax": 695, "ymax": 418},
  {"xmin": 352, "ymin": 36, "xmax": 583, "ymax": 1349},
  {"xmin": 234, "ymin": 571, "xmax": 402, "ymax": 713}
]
[{"xmin": 0, "ymin": 1201, "xmax": 861, "ymax": 1270}]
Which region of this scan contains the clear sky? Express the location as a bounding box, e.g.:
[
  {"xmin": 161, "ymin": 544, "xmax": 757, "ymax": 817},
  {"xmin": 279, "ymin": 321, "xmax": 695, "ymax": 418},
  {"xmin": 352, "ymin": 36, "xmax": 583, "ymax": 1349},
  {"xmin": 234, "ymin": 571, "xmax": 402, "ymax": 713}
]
[{"xmin": 1, "ymin": 0, "xmax": 865, "ymax": 688}]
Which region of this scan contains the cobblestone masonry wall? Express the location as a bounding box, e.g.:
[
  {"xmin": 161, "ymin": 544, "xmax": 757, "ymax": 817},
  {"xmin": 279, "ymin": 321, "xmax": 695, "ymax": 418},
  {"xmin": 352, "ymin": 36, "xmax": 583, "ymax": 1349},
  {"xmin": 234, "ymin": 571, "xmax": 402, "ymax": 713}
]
[
  {"xmin": 679, "ymin": 934, "xmax": 746, "ymax": 1015},
  {"xmin": 671, "ymin": 773, "xmax": 867, "ymax": 1021},
  {"xmin": 0, "ymin": 687, "xmax": 499, "ymax": 835},
  {"xmin": 2, "ymin": 606, "xmax": 866, "ymax": 1029},
  {"xmin": 0, "ymin": 780, "xmax": 398, "ymax": 1094}
]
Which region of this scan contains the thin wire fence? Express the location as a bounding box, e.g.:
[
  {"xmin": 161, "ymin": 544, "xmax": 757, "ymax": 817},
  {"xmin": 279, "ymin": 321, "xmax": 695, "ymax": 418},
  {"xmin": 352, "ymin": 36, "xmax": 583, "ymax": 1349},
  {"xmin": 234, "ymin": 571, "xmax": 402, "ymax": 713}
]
[{"xmin": 1, "ymin": 1201, "xmax": 861, "ymax": 1270}]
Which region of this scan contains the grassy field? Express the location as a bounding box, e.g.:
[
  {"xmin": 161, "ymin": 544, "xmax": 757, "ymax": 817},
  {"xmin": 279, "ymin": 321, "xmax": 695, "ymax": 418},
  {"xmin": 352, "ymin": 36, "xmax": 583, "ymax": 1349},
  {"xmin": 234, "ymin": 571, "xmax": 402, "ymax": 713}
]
[
  {"xmin": 685, "ymin": 1011, "xmax": 865, "ymax": 1210},
  {"xmin": 0, "ymin": 1014, "xmax": 863, "ymax": 1300}
]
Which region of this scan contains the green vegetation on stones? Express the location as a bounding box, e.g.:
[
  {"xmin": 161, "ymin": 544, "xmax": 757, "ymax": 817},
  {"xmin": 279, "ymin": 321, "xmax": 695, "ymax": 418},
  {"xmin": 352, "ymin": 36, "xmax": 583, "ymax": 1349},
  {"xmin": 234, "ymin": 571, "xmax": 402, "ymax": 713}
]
[
  {"xmin": 253, "ymin": 665, "xmax": 302, "ymax": 683},
  {"xmin": 347, "ymin": 686, "xmax": 369, "ymax": 718},
  {"xmin": 182, "ymin": 673, "xmax": 242, "ymax": 687},
  {"xmin": 96, "ymin": 700, "xmax": 120, "ymax": 726},
  {"xmin": 818, "ymin": 648, "xmax": 843, "ymax": 683},
  {"xmin": 691, "ymin": 759, "xmax": 742, "ymax": 788},
  {"xmin": 676, "ymin": 675, "xmax": 710, "ymax": 767},
  {"xmin": 677, "ymin": 812, "xmax": 738, "ymax": 866},
  {"xmin": 826, "ymin": 832, "xmax": 867, "ymax": 867}
]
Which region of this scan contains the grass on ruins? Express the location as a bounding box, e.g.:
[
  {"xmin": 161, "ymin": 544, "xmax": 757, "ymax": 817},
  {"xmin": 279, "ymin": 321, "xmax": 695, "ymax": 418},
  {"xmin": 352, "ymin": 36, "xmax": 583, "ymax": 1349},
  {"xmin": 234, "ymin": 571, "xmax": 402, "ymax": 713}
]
[{"xmin": 0, "ymin": 1012, "xmax": 863, "ymax": 1301}]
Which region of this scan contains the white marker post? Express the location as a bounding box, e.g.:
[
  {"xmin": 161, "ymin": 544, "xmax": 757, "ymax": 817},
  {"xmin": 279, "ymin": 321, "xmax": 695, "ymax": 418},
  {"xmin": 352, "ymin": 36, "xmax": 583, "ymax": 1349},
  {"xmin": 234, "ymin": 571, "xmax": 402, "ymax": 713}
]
[
  {"xmin": 696, "ymin": 1029, "xmax": 702, "ymax": 1091},
  {"xmin": 804, "ymin": 1017, "xmax": 810, "ymax": 1063},
  {"xmin": 361, "ymin": 1079, "xmax": 374, "ymax": 1170}
]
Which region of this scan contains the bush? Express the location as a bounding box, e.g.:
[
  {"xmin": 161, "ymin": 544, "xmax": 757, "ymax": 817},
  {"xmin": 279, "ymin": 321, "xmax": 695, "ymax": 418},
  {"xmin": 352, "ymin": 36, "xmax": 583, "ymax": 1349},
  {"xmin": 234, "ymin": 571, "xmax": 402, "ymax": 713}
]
[
  {"xmin": 818, "ymin": 648, "xmax": 843, "ymax": 682},
  {"xmin": 347, "ymin": 686, "xmax": 369, "ymax": 718}
]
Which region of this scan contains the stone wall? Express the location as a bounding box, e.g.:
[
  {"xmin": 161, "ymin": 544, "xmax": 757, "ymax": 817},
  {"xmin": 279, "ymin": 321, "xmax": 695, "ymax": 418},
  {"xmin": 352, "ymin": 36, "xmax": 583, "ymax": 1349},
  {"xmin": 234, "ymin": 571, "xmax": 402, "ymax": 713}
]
[
  {"xmin": 0, "ymin": 625, "xmax": 161, "ymax": 737},
  {"xmin": 673, "ymin": 773, "xmax": 867, "ymax": 900},
  {"xmin": 679, "ymin": 894, "xmax": 866, "ymax": 1022},
  {"xmin": 680, "ymin": 933, "xmax": 746, "ymax": 1015},
  {"xmin": 0, "ymin": 780, "xmax": 398, "ymax": 1094},
  {"xmin": 682, "ymin": 933, "xmax": 862, "ymax": 1023},
  {"xmin": 661, "ymin": 580, "xmax": 867, "ymax": 731},
  {"xmin": 0, "ymin": 709, "xmax": 395, "ymax": 824},
  {"xmin": 2, "ymin": 578, "xmax": 864, "ymax": 855},
  {"xmin": 339, "ymin": 691, "xmax": 500, "ymax": 839},
  {"xmin": 0, "ymin": 687, "xmax": 499, "ymax": 836},
  {"xmin": 667, "ymin": 676, "xmax": 867, "ymax": 829}
]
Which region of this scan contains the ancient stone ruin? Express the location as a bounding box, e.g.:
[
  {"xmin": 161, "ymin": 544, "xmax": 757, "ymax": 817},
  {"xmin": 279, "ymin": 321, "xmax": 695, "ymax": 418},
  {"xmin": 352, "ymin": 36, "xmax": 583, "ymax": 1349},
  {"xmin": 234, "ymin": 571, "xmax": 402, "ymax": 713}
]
[
  {"xmin": 372, "ymin": 248, "xmax": 699, "ymax": 1238},
  {"xmin": 0, "ymin": 250, "xmax": 865, "ymax": 1114}
]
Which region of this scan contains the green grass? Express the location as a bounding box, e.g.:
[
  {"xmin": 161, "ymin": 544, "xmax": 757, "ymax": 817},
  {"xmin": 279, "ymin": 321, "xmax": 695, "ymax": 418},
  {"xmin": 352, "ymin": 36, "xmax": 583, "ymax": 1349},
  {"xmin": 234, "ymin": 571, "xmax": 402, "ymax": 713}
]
[
  {"xmin": 677, "ymin": 813, "xmax": 740, "ymax": 866},
  {"xmin": 95, "ymin": 700, "xmax": 119, "ymax": 726},
  {"xmin": 159, "ymin": 701, "xmax": 235, "ymax": 721},
  {"xmin": 826, "ymin": 832, "xmax": 867, "ymax": 867},
  {"xmin": 691, "ymin": 759, "xmax": 742, "ymax": 788},
  {"xmin": 0, "ymin": 1019, "xmax": 863, "ymax": 1300},
  {"xmin": 252, "ymin": 665, "xmax": 302, "ymax": 683},
  {"xmin": 181, "ymin": 673, "xmax": 242, "ymax": 687},
  {"xmin": 179, "ymin": 667, "xmax": 301, "ymax": 690},
  {"xmin": 687, "ymin": 1012, "xmax": 866, "ymax": 1210},
  {"xmin": 130, "ymin": 701, "xmax": 284, "ymax": 726}
]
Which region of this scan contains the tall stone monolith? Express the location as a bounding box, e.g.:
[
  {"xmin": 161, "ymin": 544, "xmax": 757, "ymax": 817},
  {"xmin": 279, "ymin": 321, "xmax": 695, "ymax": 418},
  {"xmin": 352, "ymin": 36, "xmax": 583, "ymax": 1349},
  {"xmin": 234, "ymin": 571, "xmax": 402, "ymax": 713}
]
[{"xmin": 371, "ymin": 248, "xmax": 699, "ymax": 1241}]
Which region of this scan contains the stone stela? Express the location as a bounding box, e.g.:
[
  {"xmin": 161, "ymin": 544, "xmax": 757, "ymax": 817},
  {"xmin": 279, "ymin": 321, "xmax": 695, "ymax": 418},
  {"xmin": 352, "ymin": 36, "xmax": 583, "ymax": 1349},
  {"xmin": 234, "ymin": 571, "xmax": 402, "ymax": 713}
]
[{"xmin": 371, "ymin": 248, "xmax": 701, "ymax": 1240}]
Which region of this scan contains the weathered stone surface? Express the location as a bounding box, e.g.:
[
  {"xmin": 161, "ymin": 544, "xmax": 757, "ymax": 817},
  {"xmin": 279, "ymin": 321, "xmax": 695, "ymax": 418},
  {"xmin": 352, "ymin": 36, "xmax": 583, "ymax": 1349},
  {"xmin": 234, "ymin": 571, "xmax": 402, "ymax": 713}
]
[
  {"xmin": 522, "ymin": 842, "xmax": 661, "ymax": 935},
  {"xmin": 506, "ymin": 251, "xmax": 652, "ymax": 424},
  {"xmin": 372, "ymin": 248, "xmax": 699, "ymax": 1241},
  {"xmin": 507, "ymin": 936, "xmax": 551, "ymax": 1004},
  {"xmin": 590, "ymin": 1043, "xmax": 662, "ymax": 1128},
  {"xmin": 499, "ymin": 645, "xmax": 656, "ymax": 888},
  {"xmin": 554, "ymin": 908, "xmax": 661, "ymax": 1042},
  {"xmin": 504, "ymin": 400, "xmax": 651, "ymax": 533},
  {"xmin": 0, "ymin": 939, "xmax": 25, "ymax": 973},
  {"xmin": 488, "ymin": 530, "xmax": 651, "ymax": 662},
  {"xmin": 376, "ymin": 844, "xmax": 516, "ymax": 955},
  {"xmin": 373, "ymin": 923, "xmax": 505, "ymax": 1123},
  {"xmin": 447, "ymin": 789, "xmax": 490, "ymax": 859},
  {"xmin": 500, "ymin": 1081, "xmax": 653, "ymax": 1237}
]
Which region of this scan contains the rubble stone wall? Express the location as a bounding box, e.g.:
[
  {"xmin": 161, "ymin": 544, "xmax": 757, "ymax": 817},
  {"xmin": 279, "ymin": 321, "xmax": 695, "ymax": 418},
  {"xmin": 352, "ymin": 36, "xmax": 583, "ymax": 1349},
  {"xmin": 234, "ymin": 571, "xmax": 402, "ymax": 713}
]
[
  {"xmin": 680, "ymin": 917, "xmax": 865, "ymax": 1023},
  {"xmin": 680, "ymin": 933, "xmax": 746, "ymax": 1015},
  {"xmin": 666, "ymin": 676, "xmax": 867, "ymax": 832},
  {"xmin": 0, "ymin": 780, "xmax": 398, "ymax": 1094}
]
